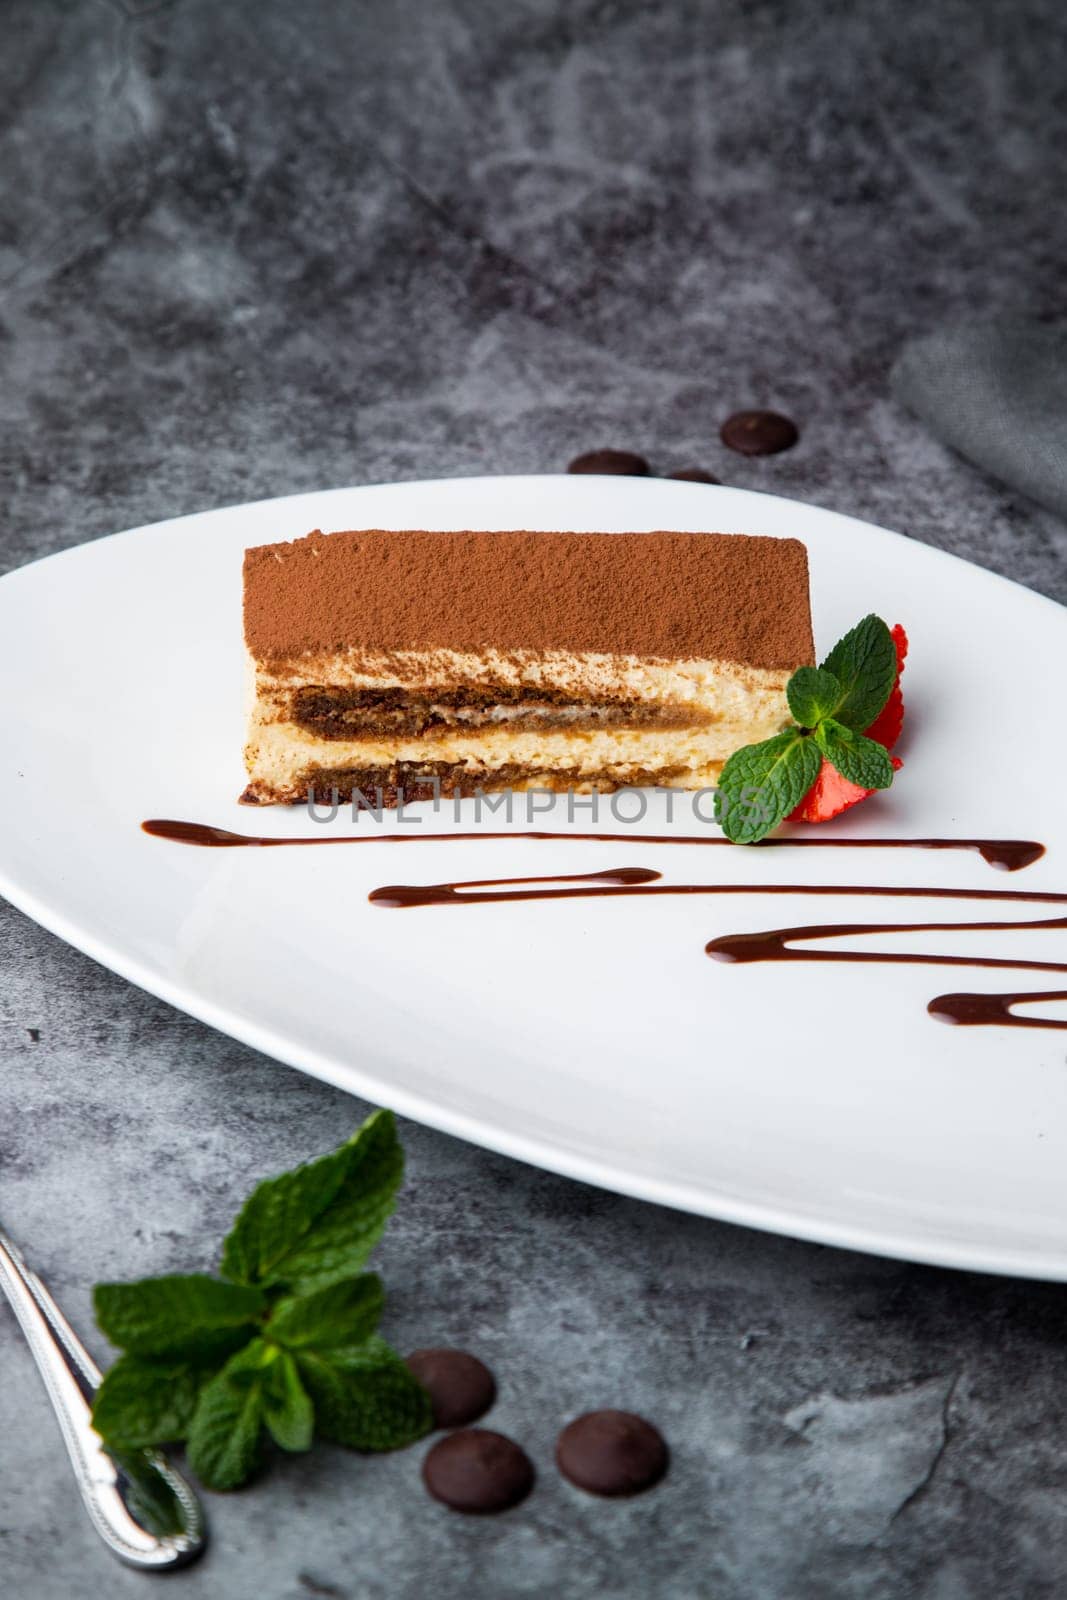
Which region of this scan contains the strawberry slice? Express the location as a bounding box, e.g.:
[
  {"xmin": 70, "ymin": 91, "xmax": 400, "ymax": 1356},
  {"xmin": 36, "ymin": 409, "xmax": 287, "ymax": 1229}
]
[{"xmin": 788, "ymin": 625, "xmax": 908, "ymax": 824}]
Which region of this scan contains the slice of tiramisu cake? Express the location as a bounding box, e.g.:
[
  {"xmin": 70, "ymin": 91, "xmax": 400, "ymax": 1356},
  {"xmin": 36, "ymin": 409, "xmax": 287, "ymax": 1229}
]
[{"xmin": 241, "ymin": 528, "xmax": 813, "ymax": 805}]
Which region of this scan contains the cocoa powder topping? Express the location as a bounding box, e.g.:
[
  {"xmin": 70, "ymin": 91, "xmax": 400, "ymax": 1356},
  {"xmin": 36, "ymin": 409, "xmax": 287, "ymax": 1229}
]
[{"xmin": 243, "ymin": 528, "xmax": 813, "ymax": 669}]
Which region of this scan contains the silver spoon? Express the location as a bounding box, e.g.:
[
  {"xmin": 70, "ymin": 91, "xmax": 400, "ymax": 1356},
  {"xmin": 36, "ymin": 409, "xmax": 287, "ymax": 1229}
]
[{"xmin": 0, "ymin": 1227, "xmax": 206, "ymax": 1570}]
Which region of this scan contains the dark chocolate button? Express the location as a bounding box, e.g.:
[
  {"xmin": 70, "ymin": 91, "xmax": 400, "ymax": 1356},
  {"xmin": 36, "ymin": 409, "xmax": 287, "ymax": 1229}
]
[
  {"xmin": 405, "ymin": 1348, "xmax": 496, "ymax": 1429},
  {"xmin": 719, "ymin": 410, "xmax": 799, "ymax": 456},
  {"xmin": 422, "ymin": 1428, "xmax": 535, "ymax": 1514},
  {"xmin": 556, "ymin": 1410, "xmax": 668, "ymax": 1497},
  {"xmin": 668, "ymin": 468, "xmax": 720, "ymax": 484},
  {"xmin": 567, "ymin": 449, "xmax": 651, "ymax": 476}
]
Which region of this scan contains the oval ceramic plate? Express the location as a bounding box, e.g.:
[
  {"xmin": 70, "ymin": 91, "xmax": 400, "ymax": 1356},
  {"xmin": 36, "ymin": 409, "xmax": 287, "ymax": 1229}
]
[{"xmin": 2, "ymin": 476, "xmax": 1066, "ymax": 1278}]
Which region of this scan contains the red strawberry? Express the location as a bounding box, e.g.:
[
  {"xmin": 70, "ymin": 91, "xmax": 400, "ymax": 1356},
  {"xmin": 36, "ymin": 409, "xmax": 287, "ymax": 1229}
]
[{"xmin": 788, "ymin": 624, "xmax": 908, "ymax": 824}]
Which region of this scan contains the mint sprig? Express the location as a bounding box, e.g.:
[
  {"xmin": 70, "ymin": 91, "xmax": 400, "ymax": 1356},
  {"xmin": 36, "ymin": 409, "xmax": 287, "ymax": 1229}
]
[
  {"xmin": 91, "ymin": 1109, "xmax": 432, "ymax": 1491},
  {"xmin": 717, "ymin": 614, "xmax": 898, "ymax": 844}
]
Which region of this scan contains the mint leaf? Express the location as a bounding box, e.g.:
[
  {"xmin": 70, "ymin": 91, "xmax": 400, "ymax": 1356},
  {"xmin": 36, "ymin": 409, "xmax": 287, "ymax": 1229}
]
[
  {"xmin": 815, "ymin": 718, "xmax": 895, "ymax": 790},
  {"xmin": 819, "ymin": 614, "xmax": 896, "ymax": 731},
  {"xmin": 263, "ymin": 1350, "xmax": 314, "ymax": 1453},
  {"xmin": 186, "ymin": 1339, "xmax": 272, "ymax": 1491},
  {"xmin": 92, "ymin": 1355, "xmax": 206, "ymax": 1447},
  {"xmin": 716, "ymin": 731, "xmax": 821, "ymax": 844},
  {"xmin": 94, "ymin": 1275, "xmax": 265, "ymax": 1361},
  {"xmin": 220, "ymin": 1110, "xmax": 402, "ymax": 1294},
  {"xmin": 786, "ymin": 666, "xmax": 841, "ymax": 729},
  {"xmin": 268, "ymin": 1274, "xmax": 383, "ymax": 1351},
  {"xmin": 296, "ymin": 1336, "xmax": 432, "ymax": 1452}
]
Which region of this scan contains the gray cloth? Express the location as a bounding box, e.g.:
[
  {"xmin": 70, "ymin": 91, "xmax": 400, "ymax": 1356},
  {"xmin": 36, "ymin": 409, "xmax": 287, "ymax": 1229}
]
[{"xmin": 892, "ymin": 319, "xmax": 1067, "ymax": 520}]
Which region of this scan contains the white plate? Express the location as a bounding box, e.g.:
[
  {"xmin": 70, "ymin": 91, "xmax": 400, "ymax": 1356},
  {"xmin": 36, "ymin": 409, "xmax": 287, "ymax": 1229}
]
[{"xmin": 2, "ymin": 476, "xmax": 1066, "ymax": 1279}]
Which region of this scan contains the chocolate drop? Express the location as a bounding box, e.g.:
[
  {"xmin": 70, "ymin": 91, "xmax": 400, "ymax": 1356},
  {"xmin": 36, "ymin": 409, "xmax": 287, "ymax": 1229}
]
[
  {"xmin": 422, "ymin": 1429, "xmax": 534, "ymax": 1514},
  {"xmin": 405, "ymin": 1349, "xmax": 496, "ymax": 1429},
  {"xmin": 556, "ymin": 1409, "xmax": 668, "ymax": 1497},
  {"xmin": 720, "ymin": 410, "xmax": 799, "ymax": 456},
  {"xmin": 566, "ymin": 449, "xmax": 651, "ymax": 476}
]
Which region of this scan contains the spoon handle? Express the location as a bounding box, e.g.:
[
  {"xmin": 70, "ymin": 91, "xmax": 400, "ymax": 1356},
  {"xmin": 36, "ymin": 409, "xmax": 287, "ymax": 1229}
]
[{"xmin": 0, "ymin": 1229, "xmax": 206, "ymax": 1569}]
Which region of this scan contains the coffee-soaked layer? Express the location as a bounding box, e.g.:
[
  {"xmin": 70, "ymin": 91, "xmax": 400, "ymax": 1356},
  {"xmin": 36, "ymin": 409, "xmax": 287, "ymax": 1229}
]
[
  {"xmin": 295, "ymin": 684, "xmax": 650, "ymax": 712},
  {"xmin": 142, "ymin": 820, "xmax": 1044, "ymax": 872},
  {"xmin": 241, "ymin": 764, "xmax": 693, "ymax": 807},
  {"xmin": 929, "ymin": 990, "xmax": 1067, "ymax": 1028},
  {"xmin": 291, "ymin": 686, "xmax": 709, "ymax": 739}
]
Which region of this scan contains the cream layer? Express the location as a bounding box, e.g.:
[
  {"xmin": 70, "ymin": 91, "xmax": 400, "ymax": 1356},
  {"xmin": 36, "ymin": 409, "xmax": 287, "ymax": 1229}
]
[
  {"xmin": 242, "ymin": 649, "xmax": 795, "ymax": 802},
  {"xmin": 248, "ymin": 720, "xmax": 748, "ymax": 787}
]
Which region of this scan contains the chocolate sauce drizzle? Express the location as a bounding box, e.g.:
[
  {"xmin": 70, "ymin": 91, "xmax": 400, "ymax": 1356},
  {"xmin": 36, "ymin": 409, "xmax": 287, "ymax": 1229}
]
[
  {"xmin": 706, "ymin": 912, "xmax": 1067, "ymax": 971},
  {"xmin": 369, "ymin": 879, "xmax": 1067, "ymax": 910},
  {"xmin": 368, "ymin": 866, "xmax": 663, "ymax": 907},
  {"xmin": 929, "ymin": 990, "xmax": 1067, "ymax": 1028},
  {"xmin": 141, "ymin": 820, "xmax": 1044, "ymax": 873},
  {"xmin": 707, "ymin": 913, "xmax": 1067, "ymax": 1031},
  {"xmin": 367, "ymin": 873, "xmax": 1067, "ymax": 1031},
  {"xmin": 142, "ymin": 818, "xmax": 1065, "ymax": 1029}
]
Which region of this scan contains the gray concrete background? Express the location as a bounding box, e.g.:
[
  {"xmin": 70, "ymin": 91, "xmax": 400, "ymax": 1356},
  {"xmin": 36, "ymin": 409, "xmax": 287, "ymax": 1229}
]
[{"xmin": 2, "ymin": 3, "xmax": 1067, "ymax": 1596}]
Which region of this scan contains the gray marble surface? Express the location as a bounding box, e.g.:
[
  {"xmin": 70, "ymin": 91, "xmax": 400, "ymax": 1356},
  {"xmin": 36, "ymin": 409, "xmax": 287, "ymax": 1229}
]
[{"xmin": 2, "ymin": 3, "xmax": 1067, "ymax": 1596}]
